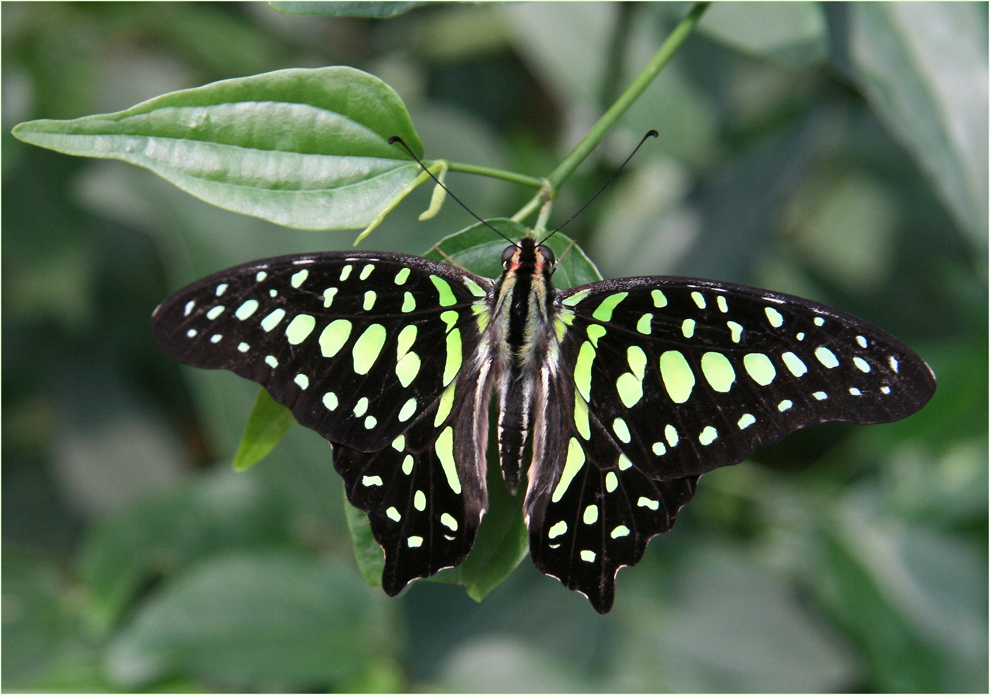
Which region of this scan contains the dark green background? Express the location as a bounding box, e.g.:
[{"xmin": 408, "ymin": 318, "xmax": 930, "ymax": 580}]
[{"xmin": 3, "ymin": 2, "xmax": 986, "ymax": 692}]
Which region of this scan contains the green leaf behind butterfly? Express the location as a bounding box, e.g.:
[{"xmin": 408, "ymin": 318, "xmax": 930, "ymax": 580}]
[
  {"xmin": 423, "ymin": 218, "xmax": 604, "ymax": 287},
  {"xmin": 232, "ymin": 387, "xmax": 297, "ymax": 471},
  {"xmin": 344, "ymin": 492, "xmax": 386, "ymax": 587},
  {"xmin": 12, "ymin": 67, "xmax": 423, "ymax": 231}
]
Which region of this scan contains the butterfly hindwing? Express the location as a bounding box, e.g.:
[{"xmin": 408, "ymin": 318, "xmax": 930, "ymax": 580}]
[
  {"xmin": 151, "ymin": 250, "xmax": 495, "ymax": 589},
  {"xmin": 335, "ymin": 316, "xmax": 496, "ymax": 594},
  {"xmin": 525, "ymin": 362, "xmax": 698, "ymax": 613}
]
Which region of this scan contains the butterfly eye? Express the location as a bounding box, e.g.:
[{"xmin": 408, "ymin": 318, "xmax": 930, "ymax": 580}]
[
  {"xmin": 537, "ymin": 245, "xmax": 556, "ymax": 265},
  {"xmin": 501, "ymin": 246, "xmax": 516, "ymax": 267}
]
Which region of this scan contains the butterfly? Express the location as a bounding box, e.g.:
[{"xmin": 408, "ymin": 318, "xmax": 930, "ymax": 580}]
[{"xmin": 151, "ymin": 232, "xmax": 936, "ymax": 613}]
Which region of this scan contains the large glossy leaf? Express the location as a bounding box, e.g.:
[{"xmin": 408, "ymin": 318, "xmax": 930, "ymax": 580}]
[
  {"xmin": 12, "ymin": 67, "xmax": 424, "ymax": 231},
  {"xmin": 104, "ymin": 551, "xmax": 396, "ymax": 690},
  {"xmin": 830, "ymin": 3, "xmax": 988, "ymax": 257}
]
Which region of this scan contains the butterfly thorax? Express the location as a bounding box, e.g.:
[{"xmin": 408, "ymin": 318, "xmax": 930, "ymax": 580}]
[{"xmin": 490, "ymin": 238, "xmax": 558, "ymax": 492}]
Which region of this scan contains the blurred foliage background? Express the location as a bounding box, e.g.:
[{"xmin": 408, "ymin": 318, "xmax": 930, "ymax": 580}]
[{"xmin": 2, "ymin": 2, "xmax": 986, "ymax": 692}]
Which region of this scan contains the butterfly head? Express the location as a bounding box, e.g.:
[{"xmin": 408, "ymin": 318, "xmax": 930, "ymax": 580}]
[{"xmin": 501, "ymin": 237, "xmax": 555, "ymax": 276}]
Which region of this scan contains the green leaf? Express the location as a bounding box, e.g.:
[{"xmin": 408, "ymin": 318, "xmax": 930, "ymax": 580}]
[
  {"xmin": 12, "ymin": 67, "xmax": 425, "ymax": 231},
  {"xmin": 423, "ymin": 218, "xmax": 603, "ymax": 288},
  {"xmin": 834, "ymin": 3, "xmax": 988, "ymax": 258},
  {"xmin": 105, "ymin": 551, "xmax": 396, "ymax": 690},
  {"xmin": 343, "ymin": 491, "xmax": 385, "ymax": 587},
  {"xmin": 78, "ymin": 472, "xmax": 296, "ymax": 632},
  {"xmin": 232, "ymin": 388, "xmax": 295, "ymax": 471},
  {"xmin": 270, "ymin": 1, "xmax": 425, "ymax": 17}
]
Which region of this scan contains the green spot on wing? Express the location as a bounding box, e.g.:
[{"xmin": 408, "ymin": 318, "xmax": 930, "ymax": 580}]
[
  {"xmin": 395, "ymin": 352, "xmax": 421, "ymax": 387},
  {"xmin": 574, "ymin": 342, "xmax": 596, "ymax": 401},
  {"xmin": 434, "ymin": 384, "xmax": 455, "ymax": 425},
  {"xmin": 235, "ymin": 299, "xmax": 259, "ymax": 320},
  {"xmin": 627, "ymin": 346, "xmax": 647, "ymax": 379},
  {"xmin": 616, "ymin": 373, "xmax": 643, "ymax": 408},
  {"xmin": 660, "ymin": 350, "xmax": 695, "ymax": 404},
  {"xmin": 563, "ymin": 289, "xmax": 590, "ymax": 307},
  {"xmin": 744, "ymin": 353, "xmax": 776, "ymax": 385},
  {"xmin": 435, "ymin": 426, "xmax": 461, "ymax": 493},
  {"xmin": 261, "ymin": 308, "xmax": 285, "ymax": 332},
  {"xmin": 636, "ymin": 313, "xmax": 653, "ymax": 334},
  {"xmin": 551, "ymin": 438, "xmax": 586, "ymax": 503},
  {"xmin": 701, "ymin": 352, "xmax": 735, "ymax": 392},
  {"xmin": 430, "ymin": 275, "xmax": 457, "ymax": 306},
  {"xmin": 352, "ymin": 324, "xmax": 387, "ymax": 374},
  {"xmin": 592, "ymin": 292, "xmax": 628, "ymax": 322},
  {"xmin": 782, "ymin": 351, "xmax": 808, "ymax": 377},
  {"xmin": 463, "ymin": 278, "xmax": 487, "ymax": 297},
  {"xmin": 319, "ymin": 319, "xmax": 352, "ymax": 358},
  {"xmin": 574, "ymin": 391, "xmax": 591, "ymax": 439},
  {"xmin": 586, "ymin": 324, "xmax": 606, "ymax": 347},
  {"xmin": 396, "ymin": 325, "xmax": 417, "ymax": 359},
  {"xmin": 443, "ymin": 328, "xmax": 462, "ymax": 385},
  {"xmin": 815, "ymin": 346, "xmax": 839, "ymax": 369},
  {"xmin": 285, "ymin": 314, "xmax": 316, "ymax": 345}
]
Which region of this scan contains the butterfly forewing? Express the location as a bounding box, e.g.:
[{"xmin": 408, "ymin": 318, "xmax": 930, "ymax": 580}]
[
  {"xmin": 554, "ymin": 277, "xmax": 936, "ymax": 483},
  {"xmin": 151, "ymin": 250, "xmax": 494, "ymax": 586}
]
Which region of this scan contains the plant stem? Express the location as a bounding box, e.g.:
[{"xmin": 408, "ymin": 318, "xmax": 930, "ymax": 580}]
[
  {"xmin": 546, "ymin": 2, "xmax": 709, "ymax": 191},
  {"xmin": 447, "ymin": 161, "xmax": 544, "ymax": 189}
]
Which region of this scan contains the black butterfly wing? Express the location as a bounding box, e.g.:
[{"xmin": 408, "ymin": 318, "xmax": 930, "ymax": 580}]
[
  {"xmin": 558, "ymin": 277, "xmax": 935, "ymax": 481},
  {"xmin": 151, "ymin": 251, "xmax": 494, "ymax": 591},
  {"xmin": 525, "ymin": 276, "xmax": 935, "ymax": 612}
]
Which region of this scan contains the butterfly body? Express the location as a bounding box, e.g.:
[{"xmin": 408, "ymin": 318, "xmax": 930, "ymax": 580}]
[
  {"xmin": 490, "ymin": 238, "xmax": 556, "ymax": 492},
  {"xmin": 152, "ymin": 236, "xmax": 935, "ymax": 613}
]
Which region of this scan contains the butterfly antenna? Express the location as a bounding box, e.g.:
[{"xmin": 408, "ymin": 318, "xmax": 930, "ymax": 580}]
[
  {"xmin": 539, "ymin": 130, "xmax": 658, "ymax": 245},
  {"xmin": 389, "ymin": 136, "xmax": 516, "ymax": 246}
]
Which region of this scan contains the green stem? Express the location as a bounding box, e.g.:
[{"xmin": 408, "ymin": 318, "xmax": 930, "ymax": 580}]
[
  {"xmin": 547, "ymin": 2, "xmax": 709, "ymax": 191},
  {"xmin": 447, "ymin": 161, "xmax": 544, "ymax": 189},
  {"xmin": 510, "ymin": 194, "xmax": 545, "ymax": 224}
]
